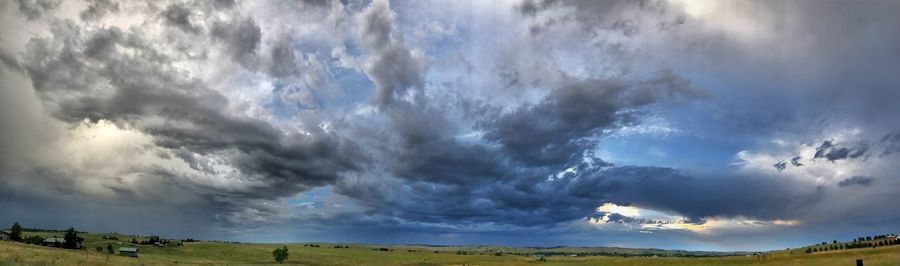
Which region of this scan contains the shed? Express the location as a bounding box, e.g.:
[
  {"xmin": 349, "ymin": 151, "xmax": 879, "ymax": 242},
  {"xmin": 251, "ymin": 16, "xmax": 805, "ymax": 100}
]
[
  {"xmin": 43, "ymin": 237, "xmax": 66, "ymax": 246},
  {"xmin": 119, "ymin": 247, "xmax": 138, "ymax": 257},
  {"xmin": 0, "ymin": 230, "xmax": 11, "ymax": 241}
]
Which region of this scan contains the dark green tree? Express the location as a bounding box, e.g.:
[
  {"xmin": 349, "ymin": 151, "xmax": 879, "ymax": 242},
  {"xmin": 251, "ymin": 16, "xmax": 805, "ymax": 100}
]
[
  {"xmin": 272, "ymin": 245, "xmax": 289, "ymax": 263},
  {"xmin": 9, "ymin": 222, "xmax": 23, "ymax": 242},
  {"xmin": 63, "ymin": 228, "xmax": 79, "ymax": 249},
  {"xmin": 107, "ymin": 244, "xmax": 114, "ymax": 253}
]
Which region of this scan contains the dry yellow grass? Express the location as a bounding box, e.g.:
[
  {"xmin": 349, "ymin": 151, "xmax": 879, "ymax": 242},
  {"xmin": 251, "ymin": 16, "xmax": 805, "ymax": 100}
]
[{"xmin": 2, "ymin": 239, "xmax": 899, "ymax": 265}]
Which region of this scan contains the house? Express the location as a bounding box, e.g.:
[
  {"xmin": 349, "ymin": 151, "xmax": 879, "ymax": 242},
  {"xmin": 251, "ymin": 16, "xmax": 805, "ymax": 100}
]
[
  {"xmin": 0, "ymin": 230, "xmax": 11, "ymax": 241},
  {"xmin": 41, "ymin": 237, "xmax": 83, "ymax": 249},
  {"xmin": 119, "ymin": 247, "xmax": 138, "ymax": 257}
]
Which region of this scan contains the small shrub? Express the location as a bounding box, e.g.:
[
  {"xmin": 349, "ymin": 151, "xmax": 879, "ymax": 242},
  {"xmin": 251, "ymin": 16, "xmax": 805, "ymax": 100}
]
[{"xmin": 272, "ymin": 246, "xmax": 289, "ymax": 264}]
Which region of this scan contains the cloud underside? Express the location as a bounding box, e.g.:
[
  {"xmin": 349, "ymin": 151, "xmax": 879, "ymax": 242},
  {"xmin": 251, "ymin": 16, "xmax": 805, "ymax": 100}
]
[{"xmin": 1, "ymin": 0, "xmax": 900, "ymax": 247}]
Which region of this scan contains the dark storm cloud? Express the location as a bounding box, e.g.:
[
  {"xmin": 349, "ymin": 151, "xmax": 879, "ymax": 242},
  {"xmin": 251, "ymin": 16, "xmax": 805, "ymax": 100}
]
[
  {"xmin": 211, "ymin": 17, "xmax": 262, "ymax": 68},
  {"xmin": 813, "ymin": 140, "xmax": 868, "ymax": 162},
  {"xmin": 382, "ymin": 103, "xmax": 506, "ymax": 185},
  {"xmin": 516, "ymin": 0, "xmax": 560, "ymax": 16},
  {"xmin": 340, "ymin": 152, "xmax": 818, "ymax": 228},
  {"xmin": 483, "ymin": 74, "xmax": 696, "ymax": 166},
  {"xmin": 357, "ymin": 0, "xmax": 426, "ymax": 107},
  {"xmin": 18, "ymin": 21, "xmax": 364, "ymax": 223},
  {"xmin": 838, "ymin": 176, "xmax": 874, "ymax": 187},
  {"xmin": 483, "ymin": 80, "xmax": 628, "ymax": 166},
  {"xmin": 331, "ymin": 72, "xmax": 757, "ymax": 228},
  {"xmin": 299, "ymin": 0, "xmax": 329, "ymax": 8},
  {"xmin": 604, "ymin": 171, "xmax": 821, "ymax": 222},
  {"xmin": 162, "ymin": 3, "xmax": 200, "ymax": 34},
  {"xmin": 772, "ymin": 156, "xmax": 803, "ymax": 171},
  {"xmin": 79, "ymin": 0, "xmax": 119, "ymax": 21},
  {"xmin": 773, "ymin": 161, "xmax": 786, "ymax": 171},
  {"xmin": 790, "ymin": 156, "xmax": 803, "ymax": 167},
  {"xmin": 880, "ymin": 131, "xmax": 900, "ymax": 156},
  {"xmin": 268, "ymin": 38, "xmax": 300, "ymax": 78},
  {"xmin": 15, "ymin": 0, "xmax": 60, "ymax": 20}
]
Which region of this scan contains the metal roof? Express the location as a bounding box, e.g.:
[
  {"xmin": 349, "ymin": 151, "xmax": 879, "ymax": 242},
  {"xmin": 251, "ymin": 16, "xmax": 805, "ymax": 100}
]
[{"xmin": 119, "ymin": 247, "xmax": 138, "ymax": 252}]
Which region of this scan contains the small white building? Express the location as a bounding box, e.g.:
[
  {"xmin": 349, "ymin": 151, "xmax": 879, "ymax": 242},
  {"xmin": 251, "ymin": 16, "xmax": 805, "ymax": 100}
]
[
  {"xmin": 0, "ymin": 230, "xmax": 11, "ymax": 241},
  {"xmin": 43, "ymin": 237, "xmax": 65, "ymax": 245},
  {"xmin": 119, "ymin": 247, "xmax": 138, "ymax": 257}
]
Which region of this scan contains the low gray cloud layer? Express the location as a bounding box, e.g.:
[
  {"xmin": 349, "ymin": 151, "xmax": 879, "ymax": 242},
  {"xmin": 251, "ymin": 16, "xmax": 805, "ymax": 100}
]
[{"xmin": 838, "ymin": 176, "xmax": 874, "ymax": 187}]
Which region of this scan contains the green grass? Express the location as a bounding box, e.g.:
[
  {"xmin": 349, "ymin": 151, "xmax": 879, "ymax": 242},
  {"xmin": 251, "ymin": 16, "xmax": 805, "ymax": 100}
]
[{"xmin": 2, "ymin": 232, "xmax": 899, "ymax": 265}]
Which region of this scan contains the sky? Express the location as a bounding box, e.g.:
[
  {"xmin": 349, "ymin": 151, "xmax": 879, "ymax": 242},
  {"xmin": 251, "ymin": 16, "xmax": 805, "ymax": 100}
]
[{"xmin": 1, "ymin": 0, "xmax": 899, "ymax": 252}]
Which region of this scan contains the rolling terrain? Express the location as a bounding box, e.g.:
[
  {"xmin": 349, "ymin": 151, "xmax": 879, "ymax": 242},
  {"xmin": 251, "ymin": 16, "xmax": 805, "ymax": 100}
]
[{"xmin": 1, "ymin": 231, "xmax": 899, "ymax": 265}]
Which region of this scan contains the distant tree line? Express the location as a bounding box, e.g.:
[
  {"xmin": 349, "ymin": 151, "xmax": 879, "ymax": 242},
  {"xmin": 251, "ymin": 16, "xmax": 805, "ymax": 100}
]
[
  {"xmin": 495, "ymin": 251, "xmax": 726, "ymax": 258},
  {"xmin": 128, "ymin": 235, "xmax": 182, "ymax": 247},
  {"xmin": 805, "ymin": 234, "xmax": 900, "ymax": 254},
  {"xmin": 5, "ymin": 222, "xmax": 83, "ymax": 249}
]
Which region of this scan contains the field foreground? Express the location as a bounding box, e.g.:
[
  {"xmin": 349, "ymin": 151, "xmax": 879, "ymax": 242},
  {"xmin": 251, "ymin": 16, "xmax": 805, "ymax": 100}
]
[{"xmin": 2, "ymin": 237, "xmax": 899, "ymax": 265}]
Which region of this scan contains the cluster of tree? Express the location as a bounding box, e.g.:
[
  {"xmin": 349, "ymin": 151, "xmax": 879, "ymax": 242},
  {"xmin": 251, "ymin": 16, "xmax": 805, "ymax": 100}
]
[
  {"xmin": 6, "ymin": 222, "xmax": 82, "ymax": 250},
  {"xmin": 303, "ymin": 244, "xmax": 321, "ymax": 247},
  {"xmin": 806, "ymin": 237, "xmax": 900, "ymax": 253},
  {"xmin": 129, "ymin": 236, "xmax": 179, "ymax": 246},
  {"xmin": 6, "ymin": 225, "xmax": 85, "ymax": 233},
  {"xmin": 856, "ymin": 234, "xmax": 896, "ymax": 242},
  {"xmin": 63, "ymin": 228, "xmax": 83, "ymax": 249},
  {"xmin": 272, "ymin": 246, "xmax": 289, "ymax": 264},
  {"xmin": 8, "ymin": 222, "xmax": 23, "ymax": 241},
  {"xmin": 848, "ymin": 239, "xmax": 899, "ymax": 249},
  {"xmin": 373, "ymin": 247, "xmax": 393, "ymax": 252},
  {"xmin": 333, "ymin": 245, "xmax": 350, "ymax": 248},
  {"xmin": 806, "ymin": 245, "xmax": 845, "ymax": 253}
]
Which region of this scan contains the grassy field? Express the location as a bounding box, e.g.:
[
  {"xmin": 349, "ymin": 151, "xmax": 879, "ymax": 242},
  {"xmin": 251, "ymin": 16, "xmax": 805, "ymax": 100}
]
[{"xmin": 2, "ymin": 232, "xmax": 899, "ymax": 265}]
